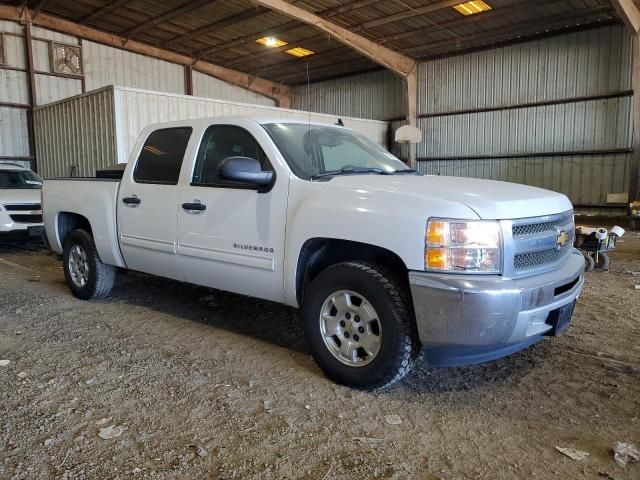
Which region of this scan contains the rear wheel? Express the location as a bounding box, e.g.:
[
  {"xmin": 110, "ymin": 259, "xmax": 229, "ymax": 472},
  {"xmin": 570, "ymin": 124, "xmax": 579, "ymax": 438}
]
[
  {"xmin": 63, "ymin": 229, "xmax": 115, "ymax": 300},
  {"xmin": 302, "ymin": 262, "xmax": 419, "ymax": 390}
]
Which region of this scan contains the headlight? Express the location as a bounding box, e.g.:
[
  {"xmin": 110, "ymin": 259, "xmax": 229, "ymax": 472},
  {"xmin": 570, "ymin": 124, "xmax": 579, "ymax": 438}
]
[{"xmin": 425, "ymin": 219, "xmax": 502, "ymax": 273}]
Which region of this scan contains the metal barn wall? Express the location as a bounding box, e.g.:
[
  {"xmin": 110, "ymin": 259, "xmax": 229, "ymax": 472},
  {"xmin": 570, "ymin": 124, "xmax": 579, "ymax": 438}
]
[
  {"xmin": 0, "ymin": 20, "xmax": 30, "ymax": 168},
  {"xmin": 416, "ymin": 25, "xmax": 633, "ymax": 213},
  {"xmin": 34, "ymin": 86, "xmax": 389, "ymax": 178},
  {"xmin": 292, "ymin": 70, "xmax": 406, "ymax": 121},
  {"xmin": 83, "ymin": 40, "xmax": 185, "ymax": 94},
  {"xmin": 192, "ymin": 71, "xmax": 275, "ymax": 106}
]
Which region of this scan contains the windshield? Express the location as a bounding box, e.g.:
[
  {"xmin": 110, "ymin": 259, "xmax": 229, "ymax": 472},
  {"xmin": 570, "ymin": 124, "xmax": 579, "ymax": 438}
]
[
  {"xmin": 263, "ymin": 123, "xmax": 413, "ymax": 180},
  {"xmin": 0, "ymin": 170, "xmax": 43, "ymax": 189}
]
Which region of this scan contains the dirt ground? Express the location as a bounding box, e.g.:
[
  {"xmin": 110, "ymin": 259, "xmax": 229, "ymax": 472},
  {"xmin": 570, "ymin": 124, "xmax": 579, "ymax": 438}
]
[{"xmin": 1, "ymin": 222, "xmax": 639, "ymax": 480}]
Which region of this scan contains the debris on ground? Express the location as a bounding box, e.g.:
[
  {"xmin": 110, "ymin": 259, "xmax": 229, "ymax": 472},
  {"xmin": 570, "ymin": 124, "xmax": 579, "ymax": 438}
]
[
  {"xmin": 263, "ymin": 400, "xmax": 272, "ymax": 412},
  {"xmin": 384, "ymin": 414, "xmax": 403, "ymax": 425},
  {"xmin": 95, "ymin": 417, "xmax": 111, "ymax": 426},
  {"xmin": 16, "ymin": 371, "xmax": 27, "ymax": 379},
  {"xmin": 555, "ymin": 446, "xmax": 590, "ymax": 461},
  {"xmin": 613, "ymin": 442, "xmax": 640, "ymax": 467},
  {"xmin": 635, "ymin": 285, "xmax": 640, "ymax": 290},
  {"xmin": 352, "ymin": 437, "xmax": 384, "ymax": 446},
  {"xmin": 196, "ymin": 446, "xmax": 208, "ymax": 457},
  {"xmin": 603, "ymin": 361, "xmax": 639, "ymax": 374},
  {"xmin": 97, "ymin": 425, "xmax": 124, "ymax": 440},
  {"xmin": 0, "ymin": 359, "xmax": 10, "ymax": 367}
]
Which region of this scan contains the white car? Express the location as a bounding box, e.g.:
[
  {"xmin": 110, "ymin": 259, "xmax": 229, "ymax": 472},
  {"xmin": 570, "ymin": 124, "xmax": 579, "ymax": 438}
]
[
  {"xmin": 0, "ymin": 163, "xmax": 44, "ymax": 239},
  {"xmin": 42, "ymin": 117, "xmax": 584, "ymax": 389}
]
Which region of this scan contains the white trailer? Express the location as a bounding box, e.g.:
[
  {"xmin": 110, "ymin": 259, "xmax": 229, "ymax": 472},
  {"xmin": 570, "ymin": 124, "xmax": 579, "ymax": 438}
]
[{"xmin": 33, "ymin": 85, "xmax": 390, "ymax": 179}]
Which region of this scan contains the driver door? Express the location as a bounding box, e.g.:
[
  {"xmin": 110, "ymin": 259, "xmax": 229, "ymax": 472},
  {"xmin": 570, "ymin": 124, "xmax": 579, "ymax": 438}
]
[{"xmin": 177, "ymin": 124, "xmax": 288, "ymax": 303}]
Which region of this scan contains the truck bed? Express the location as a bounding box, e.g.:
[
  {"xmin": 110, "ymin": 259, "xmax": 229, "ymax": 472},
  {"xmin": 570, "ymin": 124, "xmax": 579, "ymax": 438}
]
[{"xmin": 42, "ymin": 178, "xmax": 126, "ymax": 268}]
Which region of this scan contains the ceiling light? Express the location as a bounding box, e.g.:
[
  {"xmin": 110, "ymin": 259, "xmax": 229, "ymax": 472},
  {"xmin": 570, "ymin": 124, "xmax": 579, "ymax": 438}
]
[
  {"xmin": 285, "ymin": 47, "xmax": 314, "ymax": 58},
  {"xmin": 453, "ymin": 0, "xmax": 492, "ymax": 15},
  {"xmin": 256, "ymin": 36, "xmax": 288, "ymax": 48}
]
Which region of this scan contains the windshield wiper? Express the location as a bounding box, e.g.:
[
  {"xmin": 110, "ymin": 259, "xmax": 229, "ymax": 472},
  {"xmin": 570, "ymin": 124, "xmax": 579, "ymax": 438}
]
[
  {"xmin": 311, "ymin": 167, "xmax": 393, "ymax": 180},
  {"xmin": 393, "ymin": 168, "xmax": 419, "ymax": 174}
]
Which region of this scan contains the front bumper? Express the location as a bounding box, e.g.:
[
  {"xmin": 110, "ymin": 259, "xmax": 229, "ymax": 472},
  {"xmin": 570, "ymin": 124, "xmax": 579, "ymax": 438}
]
[{"xmin": 409, "ymin": 248, "xmax": 585, "ymax": 366}]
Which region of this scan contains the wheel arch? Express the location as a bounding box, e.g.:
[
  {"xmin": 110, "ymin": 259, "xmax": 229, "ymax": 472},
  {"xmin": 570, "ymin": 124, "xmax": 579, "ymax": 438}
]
[
  {"xmin": 56, "ymin": 211, "xmax": 93, "ymax": 248},
  {"xmin": 295, "ymin": 238, "xmax": 411, "ymax": 306}
]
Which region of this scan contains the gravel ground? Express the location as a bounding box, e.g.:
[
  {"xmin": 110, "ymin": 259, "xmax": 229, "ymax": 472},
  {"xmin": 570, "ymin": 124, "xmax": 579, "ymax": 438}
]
[{"xmin": 0, "ymin": 227, "xmax": 639, "ymax": 480}]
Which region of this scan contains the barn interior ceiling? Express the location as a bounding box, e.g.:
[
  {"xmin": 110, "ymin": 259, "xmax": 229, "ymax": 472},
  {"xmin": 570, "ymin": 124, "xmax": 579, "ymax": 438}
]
[{"xmin": 9, "ymin": 0, "xmax": 621, "ymax": 85}]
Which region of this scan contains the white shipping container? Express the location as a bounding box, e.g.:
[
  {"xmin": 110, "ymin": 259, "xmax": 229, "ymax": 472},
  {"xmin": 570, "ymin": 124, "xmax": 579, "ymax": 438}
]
[{"xmin": 34, "ymin": 85, "xmax": 390, "ymax": 178}]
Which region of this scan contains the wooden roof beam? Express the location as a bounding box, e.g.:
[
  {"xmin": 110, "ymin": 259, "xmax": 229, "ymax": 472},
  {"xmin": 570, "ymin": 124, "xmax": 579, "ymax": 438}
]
[
  {"xmin": 251, "ymin": 0, "xmax": 416, "ymax": 77},
  {"xmin": 181, "ymin": 0, "xmax": 383, "ymax": 57},
  {"xmin": 0, "ymin": 4, "xmax": 292, "ymax": 106},
  {"xmin": 612, "ymin": 0, "xmax": 640, "ymax": 33},
  {"xmin": 120, "ymin": 0, "xmax": 217, "ymax": 39}
]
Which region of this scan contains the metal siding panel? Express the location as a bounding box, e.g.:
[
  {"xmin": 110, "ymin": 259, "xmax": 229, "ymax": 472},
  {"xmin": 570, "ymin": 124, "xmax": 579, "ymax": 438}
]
[
  {"xmin": 191, "ymin": 70, "xmax": 275, "ymax": 106},
  {"xmin": 3, "ymin": 33, "xmax": 26, "ymax": 69},
  {"xmin": 292, "ymin": 70, "xmax": 405, "ymax": 121},
  {"xmin": 32, "ymin": 39, "xmax": 50, "ymax": 72},
  {"xmin": 420, "ymin": 25, "xmax": 632, "ymax": 115},
  {"xmin": 31, "ymin": 26, "xmax": 79, "ymax": 44},
  {"xmin": 0, "ymin": 69, "xmax": 28, "ymax": 104},
  {"xmin": 34, "ymin": 87, "xmax": 116, "ymax": 178},
  {"xmin": 34, "ymin": 74, "xmax": 83, "ymax": 106},
  {"xmin": 0, "ymin": 21, "xmax": 22, "ymax": 35},
  {"xmin": 0, "ymin": 107, "xmax": 29, "ymax": 156},
  {"xmin": 82, "ymin": 41, "xmax": 185, "ymax": 94}
]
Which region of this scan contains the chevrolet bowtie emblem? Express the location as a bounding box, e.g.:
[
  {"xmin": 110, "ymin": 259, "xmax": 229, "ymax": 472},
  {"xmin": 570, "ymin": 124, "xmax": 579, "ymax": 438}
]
[{"xmin": 556, "ymin": 230, "xmax": 569, "ymax": 248}]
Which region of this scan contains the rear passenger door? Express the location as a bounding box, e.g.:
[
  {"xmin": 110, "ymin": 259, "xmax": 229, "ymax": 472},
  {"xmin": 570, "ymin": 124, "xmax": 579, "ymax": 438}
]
[
  {"xmin": 177, "ymin": 123, "xmax": 288, "ymax": 303},
  {"xmin": 117, "ymin": 127, "xmax": 192, "ymax": 280}
]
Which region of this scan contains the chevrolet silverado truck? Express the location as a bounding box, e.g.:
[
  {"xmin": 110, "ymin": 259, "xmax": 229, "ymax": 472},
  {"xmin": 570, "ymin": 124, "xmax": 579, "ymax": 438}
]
[
  {"xmin": 0, "ymin": 163, "xmax": 44, "ymax": 239},
  {"xmin": 42, "ymin": 117, "xmax": 585, "ymax": 389}
]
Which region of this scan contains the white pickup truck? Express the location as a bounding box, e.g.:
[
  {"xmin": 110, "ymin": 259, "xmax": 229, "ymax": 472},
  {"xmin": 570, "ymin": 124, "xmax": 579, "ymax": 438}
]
[{"xmin": 43, "ymin": 117, "xmax": 585, "ymax": 389}]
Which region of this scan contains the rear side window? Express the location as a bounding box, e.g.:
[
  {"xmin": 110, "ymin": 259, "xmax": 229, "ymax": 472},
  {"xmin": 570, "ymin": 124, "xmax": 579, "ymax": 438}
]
[{"xmin": 134, "ymin": 127, "xmax": 192, "ymax": 184}]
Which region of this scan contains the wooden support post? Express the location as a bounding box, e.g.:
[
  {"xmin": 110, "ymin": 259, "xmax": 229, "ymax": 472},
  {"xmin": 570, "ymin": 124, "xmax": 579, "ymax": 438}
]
[
  {"xmin": 631, "ymin": 35, "xmax": 640, "ymax": 203},
  {"xmin": 184, "ymin": 65, "xmax": 193, "ymax": 96},
  {"xmin": 23, "ymin": 21, "xmax": 37, "ymax": 173},
  {"xmin": 406, "ymin": 67, "xmax": 418, "ymax": 169}
]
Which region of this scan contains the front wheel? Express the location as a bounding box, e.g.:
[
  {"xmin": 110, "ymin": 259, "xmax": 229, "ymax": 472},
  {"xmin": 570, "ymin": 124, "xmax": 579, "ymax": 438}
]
[
  {"xmin": 302, "ymin": 262, "xmax": 419, "ymax": 390},
  {"xmin": 63, "ymin": 229, "xmax": 116, "ymax": 300}
]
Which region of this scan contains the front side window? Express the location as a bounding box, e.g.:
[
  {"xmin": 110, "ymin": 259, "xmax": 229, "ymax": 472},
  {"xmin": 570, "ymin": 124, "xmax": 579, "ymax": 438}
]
[
  {"xmin": 134, "ymin": 127, "xmax": 192, "ymax": 185},
  {"xmin": 0, "ymin": 169, "xmax": 43, "ymax": 189},
  {"xmin": 263, "ymin": 123, "xmax": 412, "ymax": 180},
  {"xmin": 192, "ymin": 125, "xmax": 269, "ymax": 186}
]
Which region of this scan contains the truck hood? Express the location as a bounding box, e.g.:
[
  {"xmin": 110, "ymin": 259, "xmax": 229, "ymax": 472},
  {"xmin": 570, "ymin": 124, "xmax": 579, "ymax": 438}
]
[
  {"xmin": 324, "ymin": 174, "xmax": 573, "ymax": 219},
  {"xmin": 1, "ymin": 189, "xmax": 41, "ymax": 205}
]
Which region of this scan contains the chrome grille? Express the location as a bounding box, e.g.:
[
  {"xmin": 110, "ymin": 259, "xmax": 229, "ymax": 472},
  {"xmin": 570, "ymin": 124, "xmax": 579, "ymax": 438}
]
[
  {"xmin": 514, "ymin": 243, "xmax": 572, "ymax": 270},
  {"xmin": 510, "ymin": 211, "xmax": 574, "ymax": 274},
  {"xmin": 512, "ymin": 212, "xmax": 573, "ymax": 237}
]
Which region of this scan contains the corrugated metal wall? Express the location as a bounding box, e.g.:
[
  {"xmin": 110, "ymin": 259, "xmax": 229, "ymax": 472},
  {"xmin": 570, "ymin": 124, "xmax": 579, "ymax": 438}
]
[
  {"xmin": 83, "ymin": 40, "xmax": 185, "ymax": 94},
  {"xmin": 192, "ymin": 71, "xmax": 275, "ymax": 106},
  {"xmin": 34, "ymin": 88, "xmax": 116, "ymax": 178},
  {"xmin": 292, "ymin": 70, "xmax": 405, "ymax": 121},
  {"xmin": 417, "ymin": 25, "xmax": 633, "ymax": 212},
  {"xmin": 34, "ymin": 86, "xmax": 389, "ymax": 178}
]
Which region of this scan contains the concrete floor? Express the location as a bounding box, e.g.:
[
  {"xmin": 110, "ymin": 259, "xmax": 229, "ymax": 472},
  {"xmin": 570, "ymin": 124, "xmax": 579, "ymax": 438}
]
[{"xmin": 0, "ymin": 233, "xmax": 639, "ymax": 479}]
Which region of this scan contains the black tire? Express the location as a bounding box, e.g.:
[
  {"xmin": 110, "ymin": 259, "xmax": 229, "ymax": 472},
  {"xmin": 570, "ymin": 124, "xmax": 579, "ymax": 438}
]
[
  {"xmin": 594, "ymin": 251, "xmax": 609, "ymax": 271},
  {"xmin": 584, "ymin": 253, "xmax": 595, "ymax": 272},
  {"xmin": 302, "ymin": 262, "xmax": 419, "ymax": 390},
  {"xmin": 63, "ymin": 229, "xmax": 116, "ymax": 300}
]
